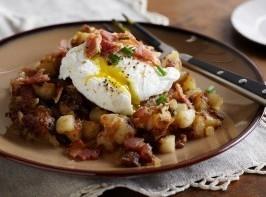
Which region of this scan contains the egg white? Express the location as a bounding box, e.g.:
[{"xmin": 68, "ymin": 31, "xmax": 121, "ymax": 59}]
[{"xmin": 59, "ymin": 43, "xmax": 180, "ymax": 115}]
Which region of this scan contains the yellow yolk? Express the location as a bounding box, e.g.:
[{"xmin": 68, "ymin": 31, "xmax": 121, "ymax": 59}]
[{"xmin": 86, "ymin": 56, "xmax": 140, "ymax": 106}]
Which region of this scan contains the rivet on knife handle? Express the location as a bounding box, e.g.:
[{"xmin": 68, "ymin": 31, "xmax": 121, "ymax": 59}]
[{"xmin": 181, "ymin": 54, "xmax": 266, "ymax": 106}]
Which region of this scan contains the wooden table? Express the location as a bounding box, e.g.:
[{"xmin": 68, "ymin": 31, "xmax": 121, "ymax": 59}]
[{"xmin": 102, "ymin": 0, "xmax": 266, "ymax": 196}]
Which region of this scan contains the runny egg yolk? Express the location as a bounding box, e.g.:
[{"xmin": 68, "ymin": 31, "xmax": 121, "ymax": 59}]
[{"xmin": 86, "ymin": 56, "xmax": 140, "ymax": 106}]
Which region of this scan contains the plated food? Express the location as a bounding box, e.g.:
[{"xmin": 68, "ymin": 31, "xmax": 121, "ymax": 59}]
[{"xmin": 7, "ymin": 25, "xmax": 224, "ymax": 167}]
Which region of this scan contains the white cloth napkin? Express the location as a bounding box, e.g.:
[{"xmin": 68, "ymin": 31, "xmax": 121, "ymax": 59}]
[
  {"xmin": 0, "ymin": 0, "xmax": 265, "ymax": 196},
  {"xmin": 0, "ymin": 0, "xmax": 169, "ymax": 39}
]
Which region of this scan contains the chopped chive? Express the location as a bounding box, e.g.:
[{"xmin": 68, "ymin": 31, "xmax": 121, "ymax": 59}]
[
  {"xmin": 120, "ymin": 46, "xmax": 135, "ymax": 57},
  {"xmin": 156, "ymin": 94, "xmax": 167, "ymax": 105},
  {"xmin": 206, "ymin": 85, "xmax": 216, "ymax": 94},
  {"xmin": 156, "ymin": 66, "xmax": 167, "ymax": 76},
  {"xmin": 107, "ymin": 54, "xmax": 122, "ymax": 65}
]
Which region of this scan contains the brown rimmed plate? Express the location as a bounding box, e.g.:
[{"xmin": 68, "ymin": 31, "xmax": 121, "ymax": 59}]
[{"xmin": 0, "ymin": 21, "xmax": 264, "ymax": 176}]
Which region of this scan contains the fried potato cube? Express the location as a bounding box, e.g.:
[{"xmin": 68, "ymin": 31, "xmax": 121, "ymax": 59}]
[
  {"xmin": 169, "ymin": 100, "xmax": 188, "ymax": 115},
  {"xmin": 82, "ymin": 120, "xmax": 101, "ymax": 140},
  {"xmin": 192, "ymin": 115, "xmax": 206, "ymax": 138},
  {"xmin": 182, "ymin": 74, "xmax": 197, "ymax": 92},
  {"xmin": 56, "ymin": 115, "xmax": 75, "ymax": 133},
  {"xmin": 97, "ymin": 114, "xmax": 135, "ymax": 151},
  {"xmin": 205, "ymin": 114, "xmax": 222, "ymax": 128},
  {"xmin": 207, "ymin": 92, "xmax": 223, "ymax": 111},
  {"xmin": 205, "ymin": 126, "xmax": 215, "ymax": 136},
  {"xmin": 71, "ymin": 31, "xmax": 90, "ymax": 47},
  {"xmin": 56, "ymin": 115, "xmax": 82, "ymax": 141},
  {"xmin": 161, "ymin": 50, "xmax": 182, "ymax": 70},
  {"xmin": 193, "ymin": 93, "xmax": 208, "ymax": 112},
  {"xmin": 159, "ymin": 135, "xmax": 176, "ymax": 154},
  {"xmin": 174, "ymin": 109, "xmax": 196, "ymax": 128}
]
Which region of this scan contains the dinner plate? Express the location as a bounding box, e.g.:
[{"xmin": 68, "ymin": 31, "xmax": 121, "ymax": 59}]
[
  {"xmin": 231, "ymin": 0, "xmax": 266, "ymax": 45},
  {"xmin": 0, "ymin": 21, "xmax": 264, "ymax": 176}
]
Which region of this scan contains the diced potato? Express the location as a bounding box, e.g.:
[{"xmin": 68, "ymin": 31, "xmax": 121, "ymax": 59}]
[
  {"xmin": 193, "ymin": 93, "xmax": 208, "ymax": 112},
  {"xmin": 192, "ymin": 115, "xmax": 206, "ymax": 138},
  {"xmin": 97, "ymin": 114, "xmax": 135, "ymax": 151},
  {"xmin": 159, "ymin": 135, "xmax": 176, "ymax": 154},
  {"xmin": 71, "ymin": 31, "xmax": 90, "ymax": 46},
  {"xmin": 178, "ymin": 71, "xmax": 188, "ymax": 82},
  {"xmin": 205, "ymin": 126, "xmax": 215, "ymax": 136},
  {"xmin": 145, "ymin": 109, "xmax": 173, "ymax": 133},
  {"xmin": 205, "ymin": 114, "xmax": 222, "ymax": 128},
  {"xmin": 182, "ymin": 74, "xmax": 196, "ymax": 92},
  {"xmin": 56, "ymin": 115, "xmax": 81, "ymax": 141},
  {"xmin": 174, "ymin": 109, "xmax": 195, "ymax": 128},
  {"xmin": 161, "ymin": 51, "xmax": 182, "ymax": 70},
  {"xmin": 33, "ymin": 82, "xmax": 56, "ymax": 100},
  {"xmin": 170, "ymin": 101, "xmax": 188, "ymax": 115},
  {"xmin": 169, "ymin": 99, "xmax": 178, "ymax": 112},
  {"xmin": 109, "ymin": 116, "xmax": 135, "ymax": 145},
  {"xmin": 56, "ymin": 115, "xmax": 75, "ymax": 134},
  {"xmin": 89, "ymin": 107, "xmax": 108, "ymax": 122},
  {"xmin": 82, "ymin": 120, "xmax": 101, "ymax": 140},
  {"xmin": 207, "ymin": 92, "xmax": 223, "ymax": 111},
  {"xmin": 169, "ymin": 100, "xmax": 188, "ymax": 112},
  {"xmin": 185, "ymin": 88, "xmax": 202, "ymax": 98}
]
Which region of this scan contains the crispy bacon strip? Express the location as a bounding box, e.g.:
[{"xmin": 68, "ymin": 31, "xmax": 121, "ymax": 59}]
[
  {"xmin": 100, "ymin": 30, "xmax": 116, "ymax": 41},
  {"xmin": 132, "ymin": 106, "xmax": 173, "ymax": 136},
  {"xmin": 58, "ymin": 39, "xmax": 70, "ymax": 54},
  {"xmin": 67, "ymin": 140, "xmax": 100, "ymax": 161},
  {"xmin": 121, "ymin": 151, "xmax": 141, "ymax": 167},
  {"xmin": 100, "ymin": 30, "xmax": 121, "ymax": 56},
  {"xmin": 85, "ymin": 33, "xmax": 102, "ymax": 58},
  {"xmin": 100, "ymin": 39, "xmax": 121, "ymax": 56},
  {"xmin": 170, "ymin": 83, "xmax": 193, "ymax": 108},
  {"xmin": 134, "ymin": 44, "xmax": 160, "ymax": 65},
  {"xmin": 132, "ymin": 107, "xmax": 152, "ymax": 129},
  {"xmin": 124, "ymin": 137, "xmax": 153, "ymax": 163},
  {"xmin": 12, "ymin": 68, "xmax": 50, "ymax": 86}
]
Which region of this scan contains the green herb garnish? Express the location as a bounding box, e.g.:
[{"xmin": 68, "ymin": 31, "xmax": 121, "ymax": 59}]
[
  {"xmin": 120, "ymin": 46, "xmax": 135, "ymax": 57},
  {"xmin": 156, "ymin": 94, "xmax": 167, "ymax": 105},
  {"xmin": 156, "ymin": 66, "xmax": 167, "ymax": 76},
  {"xmin": 107, "ymin": 54, "xmax": 122, "ymax": 65},
  {"xmin": 206, "ymin": 85, "xmax": 216, "ymax": 94}
]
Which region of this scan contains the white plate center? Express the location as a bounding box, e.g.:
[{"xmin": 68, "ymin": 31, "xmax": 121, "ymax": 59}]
[{"xmin": 257, "ymin": 15, "xmax": 266, "ymax": 41}]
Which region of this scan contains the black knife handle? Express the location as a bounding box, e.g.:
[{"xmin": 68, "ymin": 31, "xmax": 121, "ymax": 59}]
[{"xmin": 188, "ymin": 58, "xmax": 266, "ymax": 104}]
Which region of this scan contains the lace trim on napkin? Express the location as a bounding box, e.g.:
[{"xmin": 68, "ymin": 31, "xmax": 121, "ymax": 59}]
[{"xmin": 71, "ymin": 162, "xmax": 266, "ymax": 197}]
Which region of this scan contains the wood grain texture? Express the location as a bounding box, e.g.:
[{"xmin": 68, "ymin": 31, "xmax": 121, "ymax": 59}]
[{"xmin": 101, "ymin": 0, "xmax": 266, "ymax": 196}]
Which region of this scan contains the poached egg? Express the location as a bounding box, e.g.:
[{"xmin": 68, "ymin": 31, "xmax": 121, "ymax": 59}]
[{"xmin": 59, "ymin": 43, "xmax": 180, "ymax": 115}]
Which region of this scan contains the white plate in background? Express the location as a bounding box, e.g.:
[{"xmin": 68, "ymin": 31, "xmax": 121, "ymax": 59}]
[{"xmin": 231, "ymin": 0, "xmax": 266, "ymax": 45}]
